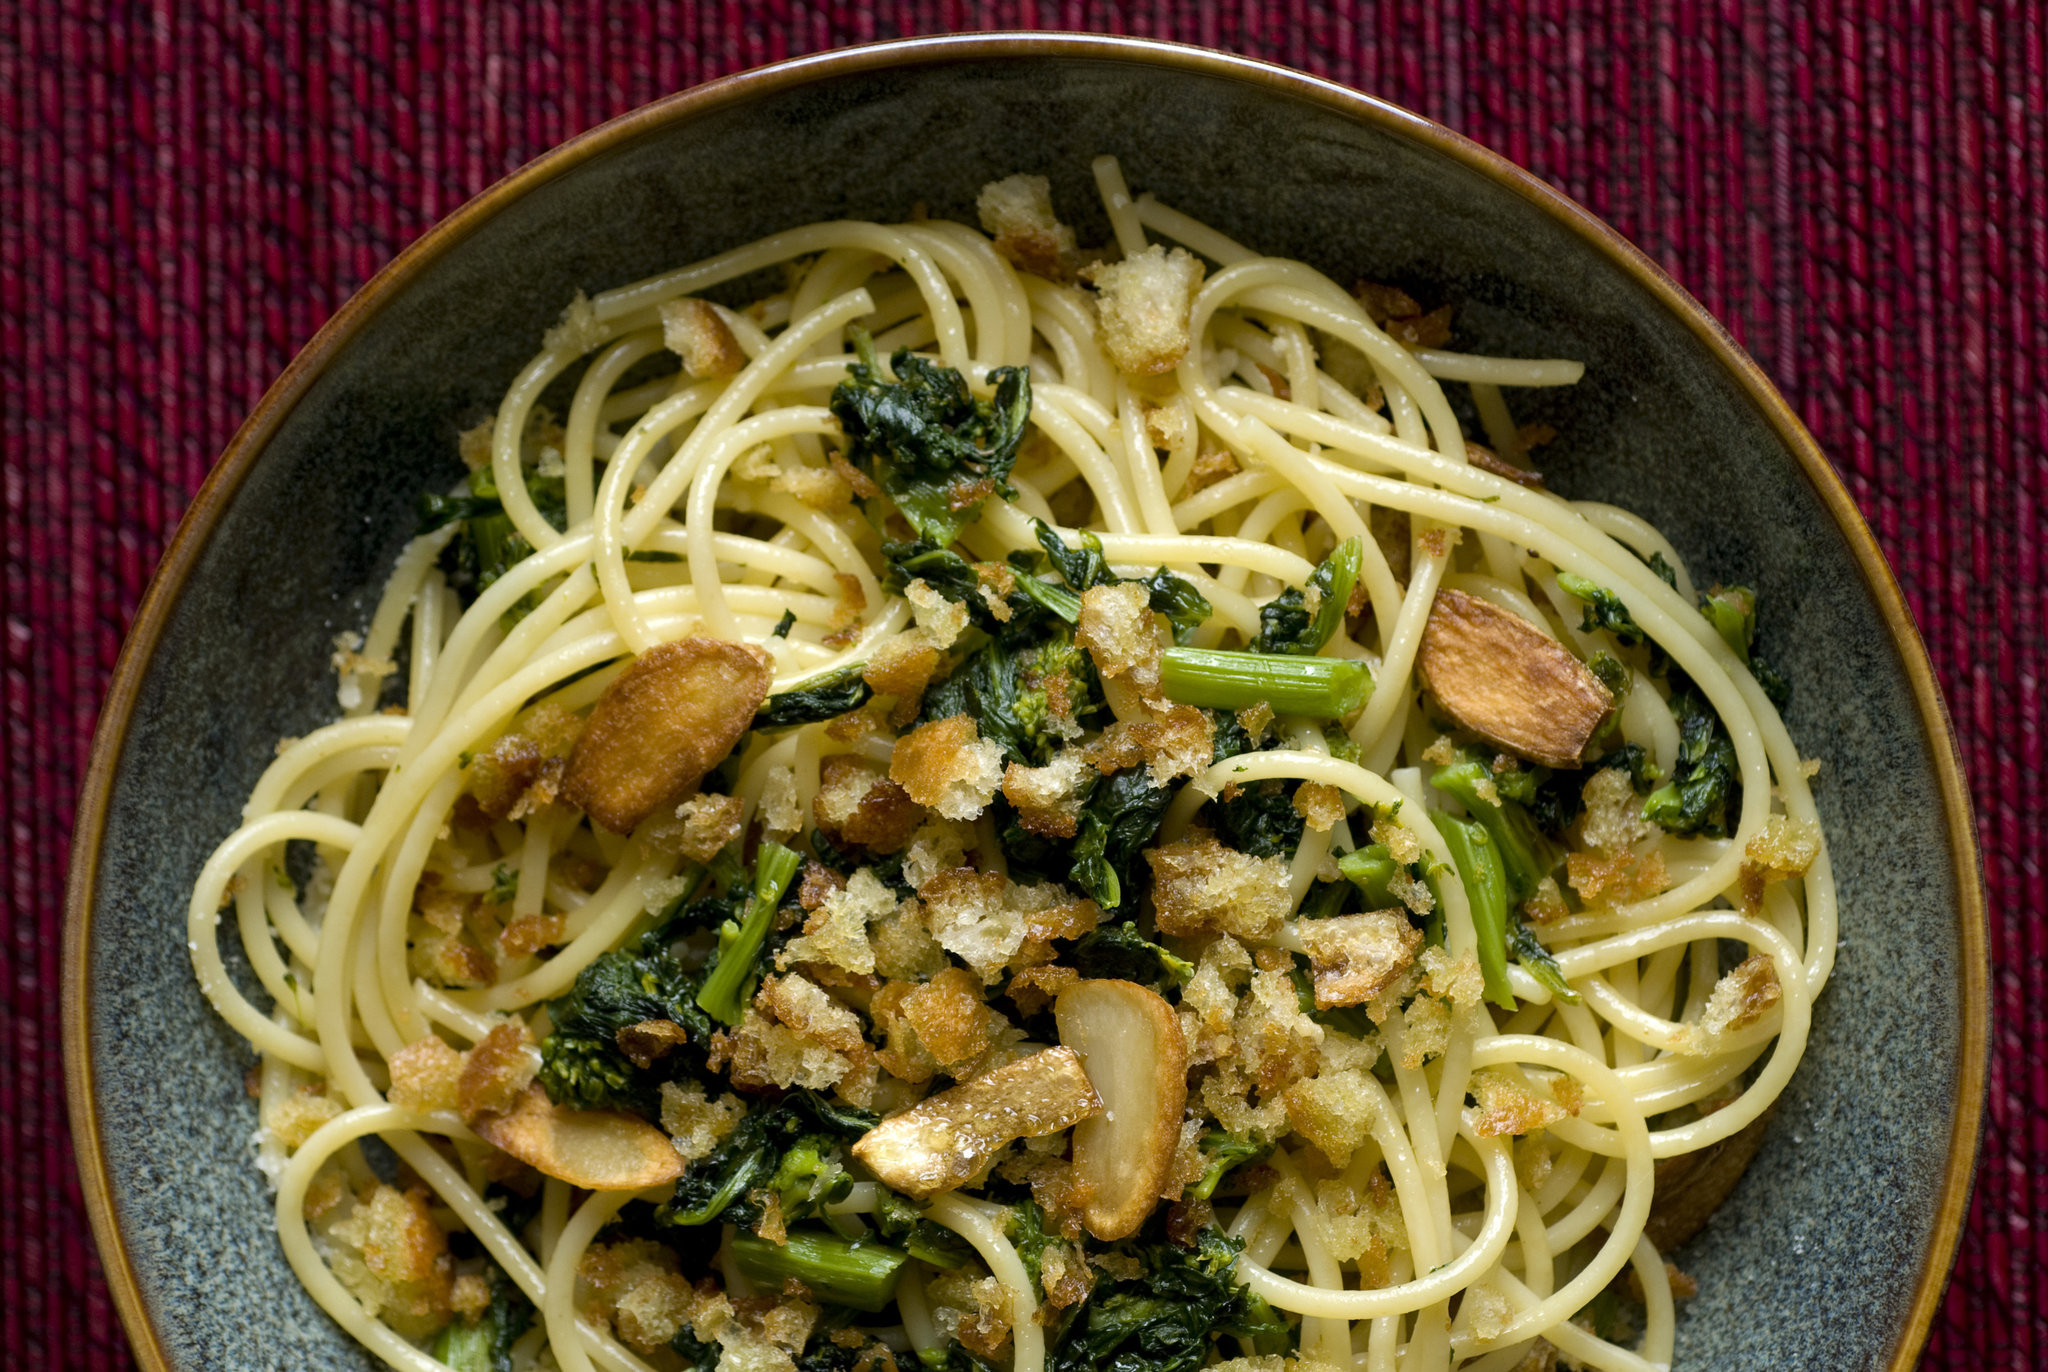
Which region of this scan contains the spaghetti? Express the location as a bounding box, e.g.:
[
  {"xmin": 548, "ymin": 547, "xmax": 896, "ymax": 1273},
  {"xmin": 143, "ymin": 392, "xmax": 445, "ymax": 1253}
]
[{"xmin": 191, "ymin": 157, "xmax": 1832, "ymax": 1372}]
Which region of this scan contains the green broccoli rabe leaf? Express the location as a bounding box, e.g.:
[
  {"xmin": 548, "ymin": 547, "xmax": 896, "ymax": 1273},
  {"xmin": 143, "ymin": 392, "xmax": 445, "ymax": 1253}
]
[
  {"xmin": 1253, "ymin": 536, "xmax": 1363, "ymax": 656},
  {"xmin": 420, "ymin": 466, "xmax": 568, "ymax": 628},
  {"xmin": 1191, "ymin": 1131, "xmax": 1273, "ymax": 1200},
  {"xmin": 1509, "ymin": 916, "xmax": 1581, "ymax": 1004},
  {"xmin": 1050, "ymin": 1227, "xmax": 1290, "ymax": 1372},
  {"xmin": 1203, "ymin": 715, "xmax": 1302, "ymax": 862},
  {"xmin": 1642, "ymin": 685, "xmax": 1740, "ymax": 837},
  {"xmin": 755, "ymin": 665, "xmax": 874, "ymax": 730},
  {"xmin": 1593, "ymin": 742, "xmax": 1662, "ymax": 795},
  {"xmin": 1003, "ymin": 1199, "xmax": 1055, "ymax": 1289},
  {"xmin": 1067, "ymin": 768, "xmax": 1174, "ymax": 913},
  {"xmin": 1698, "ymin": 583, "xmax": 1793, "ymax": 708},
  {"xmin": 924, "ymin": 619, "xmax": 1107, "ymax": 770},
  {"xmin": 1068, "ymin": 922, "xmax": 1194, "ymax": 989},
  {"xmin": 1030, "ymin": 519, "xmax": 1212, "ymax": 642},
  {"xmin": 1556, "ymin": 572, "xmax": 1646, "ymax": 647},
  {"xmin": 829, "ymin": 332, "xmax": 1030, "ymax": 546},
  {"xmin": 430, "ymin": 1267, "xmax": 533, "ymax": 1372},
  {"xmin": 535, "ymin": 941, "xmax": 715, "ymax": 1118},
  {"xmin": 658, "ymin": 1091, "xmax": 876, "ymax": 1229}
]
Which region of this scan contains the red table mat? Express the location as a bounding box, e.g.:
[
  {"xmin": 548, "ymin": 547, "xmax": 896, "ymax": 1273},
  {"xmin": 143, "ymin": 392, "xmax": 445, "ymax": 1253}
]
[{"xmin": 3, "ymin": 3, "xmax": 2039, "ymax": 1368}]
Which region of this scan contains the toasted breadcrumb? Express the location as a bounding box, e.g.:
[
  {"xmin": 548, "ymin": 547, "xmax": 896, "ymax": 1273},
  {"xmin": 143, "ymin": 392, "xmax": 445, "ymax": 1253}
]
[
  {"xmin": 1298, "ymin": 911, "xmax": 1423, "ymax": 1008},
  {"xmin": 673, "ymin": 793, "xmax": 747, "ymax": 864},
  {"xmin": 977, "ymin": 174, "xmax": 1081, "ymax": 282},
  {"xmin": 1468, "ymin": 1065, "xmax": 1569, "ymax": 1138},
  {"xmin": 1739, "ymin": 815, "xmax": 1821, "ymax": 910},
  {"xmin": 660, "ymin": 297, "xmax": 746, "ymax": 378},
  {"xmin": 325, "ymin": 1183, "xmax": 454, "ymax": 1340},
  {"xmin": 1567, "ymin": 850, "xmax": 1670, "ymax": 905},
  {"xmin": 920, "ymin": 868, "xmax": 1078, "ymax": 983},
  {"xmin": 1085, "ymin": 244, "xmax": 1205, "ymax": 375},
  {"xmin": 386, "ymin": 1033, "xmax": 464, "ymax": 1114},
  {"xmin": 544, "ymin": 290, "xmax": 606, "ymax": 355},
  {"xmin": 781, "ymin": 866, "xmax": 893, "ymax": 975},
  {"xmin": 1580, "ymin": 766, "xmax": 1655, "ymax": 854},
  {"xmin": 759, "ymin": 763, "xmax": 803, "ymax": 837},
  {"xmin": 659, "ymin": 1080, "xmax": 748, "ymax": 1163},
  {"xmin": 1002, "ymin": 749, "xmax": 1095, "ymax": 838},
  {"xmin": 1146, "ymin": 832, "xmax": 1293, "ymax": 941},
  {"xmin": 890, "ymin": 716, "xmax": 1006, "ymax": 821},
  {"xmin": 814, "ymin": 754, "xmax": 926, "ymax": 854},
  {"xmin": 1292, "ymin": 782, "xmax": 1346, "ymax": 833},
  {"xmin": 1076, "ymin": 582, "xmax": 1160, "ymax": 683}
]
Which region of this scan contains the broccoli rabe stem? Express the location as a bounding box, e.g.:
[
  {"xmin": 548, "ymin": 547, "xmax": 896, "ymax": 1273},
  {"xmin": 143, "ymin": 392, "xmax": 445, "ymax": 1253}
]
[
  {"xmin": 695, "ymin": 841, "xmax": 802, "ymax": 1026},
  {"xmin": 1158, "ymin": 647, "xmax": 1371, "ymax": 718},
  {"xmin": 1433, "ymin": 816, "xmax": 1517, "ymax": 1011},
  {"xmin": 1336, "ymin": 844, "xmax": 1398, "ymax": 905},
  {"xmin": 1429, "ymin": 754, "xmax": 1558, "ymax": 905},
  {"xmin": 729, "ymin": 1230, "xmax": 908, "ymax": 1313}
]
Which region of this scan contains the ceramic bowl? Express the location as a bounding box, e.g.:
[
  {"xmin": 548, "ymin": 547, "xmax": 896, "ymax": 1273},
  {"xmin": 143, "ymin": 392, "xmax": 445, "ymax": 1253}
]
[{"xmin": 65, "ymin": 33, "xmax": 1985, "ymax": 1372}]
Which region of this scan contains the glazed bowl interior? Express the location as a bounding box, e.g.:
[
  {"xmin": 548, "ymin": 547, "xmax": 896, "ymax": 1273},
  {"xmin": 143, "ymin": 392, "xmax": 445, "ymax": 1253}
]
[{"xmin": 70, "ymin": 36, "xmax": 1981, "ymax": 1372}]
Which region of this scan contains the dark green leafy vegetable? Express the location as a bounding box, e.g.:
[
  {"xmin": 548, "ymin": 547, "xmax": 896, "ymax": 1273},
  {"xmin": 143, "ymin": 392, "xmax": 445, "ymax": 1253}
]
[
  {"xmin": 695, "ymin": 841, "xmax": 803, "ymax": 1026},
  {"xmin": 1509, "ymin": 917, "xmax": 1580, "ymax": 1004},
  {"xmin": 755, "ymin": 665, "xmax": 874, "ymax": 730},
  {"xmin": 419, "ymin": 466, "xmax": 568, "ymax": 627},
  {"xmin": 829, "ymin": 331, "xmax": 1030, "ymax": 546},
  {"xmin": 1698, "ymin": 583, "xmax": 1792, "ymax": 708},
  {"xmin": 658, "ymin": 1092, "xmax": 875, "ymax": 1229},
  {"xmin": 1646, "ymin": 550, "xmax": 1680, "ymax": 590},
  {"xmin": 873, "ymin": 1189, "xmax": 973, "ymax": 1269},
  {"xmin": 771, "ymin": 609, "xmax": 798, "ymax": 637},
  {"xmin": 923, "ymin": 620, "xmax": 1106, "ymax": 770},
  {"xmin": 1433, "ymin": 815, "xmax": 1517, "ymax": 1012},
  {"xmin": 1642, "ymin": 684, "xmax": 1740, "ymax": 837},
  {"xmin": 1158, "ymin": 647, "xmax": 1371, "ymax": 718},
  {"xmin": 1209, "ymin": 711, "xmax": 1304, "ymax": 860},
  {"xmin": 730, "ymin": 1231, "xmax": 908, "ymax": 1313},
  {"xmin": 1049, "ymin": 1227, "xmax": 1290, "ymax": 1372},
  {"xmin": 429, "ymin": 1268, "xmax": 532, "ymax": 1372},
  {"xmin": 1066, "ymin": 768, "xmax": 1174, "ymax": 913},
  {"xmin": 1253, "ymin": 537, "xmax": 1362, "ymax": 656},
  {"xmin": 488, "ymin": 863, "xmax": 518, "ymax": 904},
  {"xmin": 1019, "ymin": 520, "xmax": 1213, "ymax": 642},
  {"xmin": 883, "ymin": 539, "xmax": 986, "ymax": 606},
  {"xmin": 1003, "ymin": 1199, "xmax": 1055, "ymax": 1289},
  {"xmin": 1068, "ymin": 921, "xmax": 1194, "ymax": 989},
  {"xmin": 1191, "ymin": 1131, "xmax": 1273, "ymax": 1200},
  {"xmin": 1555, "ymin": 572, "xmax": 1646, "ymax": 647},
  {"xmin": 1595, "ymin": 742, "xmax": 1662, "ymax": 794},
  {"xmin": 535, "ymin": 938, "xmax": 714, "ymax": 1118}
]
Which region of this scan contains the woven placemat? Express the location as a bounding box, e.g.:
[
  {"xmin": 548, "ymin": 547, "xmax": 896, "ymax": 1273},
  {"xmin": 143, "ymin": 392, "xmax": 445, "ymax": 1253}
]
[{"xmin": 4, "ymin": 3, "xmax": 2039, "ymax": 1368}]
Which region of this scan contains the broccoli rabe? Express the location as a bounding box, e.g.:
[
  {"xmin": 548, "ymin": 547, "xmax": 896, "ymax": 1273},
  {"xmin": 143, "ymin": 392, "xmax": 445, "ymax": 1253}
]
[
  {"xmin": 1433, "ymin": 815, "xmax": 1518, "ymax": 1012},
  {"xmin": 1024, "ymin": 519, "xmax": 1214, "ymax": 642},
  {"xmin": 873, "ymin": 1189, "xmax": 973, "ymax": 1269},
  {"xmin": 1068, "ymin": 921, "xmax": 1193, "ymax": 989},
  {"xmin": 657, "ymin": 1091, "xmax": 875, "ymax": 1229},
  {"xmin": 1642, "ymin": 684, "xmax": 1741, "ymax": 837},
  {"xmin": 828, "ymin": 331, "xmax": 1031, "ymax": 546},
  {"xmin": 1429, "ymin": 749, "xmax": 1562, "ymax": 906},
  {"xmin": 1253, "ymin": 536, "xmax": 1363, "ymax": 656},
  {"xmin": 1555, "ymin": 572, "xmax": 1646, "ymax": 646},
  {"xmin": 730, "ymin": 1230, "xmax": 909, "ymax": 1313},
  {"xmin": 1698, "ymin": 583, "xmax": 1793, "ymax": 707},
  {"xmin": 1190, "ymin": 1131, "xmax": 1273, "ymax": 1201},
  {"xmin": 695, "ymin": 841, "xmax": 803, "ymax": 1026},
  {"xmin": 1065, "ymin": 768, "xmax": 1174, "ymax": 914},
  {"xmin": 921, "ymin": 619, "xmax": 1107, "ymax": 770},
  {"xmin": 1209, "ymin": 710, "xmax": 1305, "ymax": 860},
  {"xmin": 429, "ymin": 1268, "xmax": 532, "ymax": 1372},
  {"xmin": 418, "ymin": 465, "xmax": 567, "ymax": 628},
  {"xmin": 535, "ymin": 943, "xmax": 714, "ymax": 1118},
  {"xmin": 755, "ymin": 665, "xmax": 874, "ymax": 730},
  {"xmin": 1049, "ymin": 1226, "xmax": 1291, "ymax": 1371},
  {"xmin": 1509, "ymin": 916, "xmax": 1581, "ymax": 1004}
]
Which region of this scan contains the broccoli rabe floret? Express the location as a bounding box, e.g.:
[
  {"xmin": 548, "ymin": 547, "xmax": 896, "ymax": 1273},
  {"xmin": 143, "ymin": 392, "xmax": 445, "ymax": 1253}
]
[
  {"xmin": 1049, "ymin": 1226, "xmax": 1290, "ymax": 1371},
  {"xmin": 658, "ymin": 1092, "xmax": 875, "ymax": 1229},
  {"xmin": 534, "ymin": 945, "xmax": 712, "ymax": 1118}
]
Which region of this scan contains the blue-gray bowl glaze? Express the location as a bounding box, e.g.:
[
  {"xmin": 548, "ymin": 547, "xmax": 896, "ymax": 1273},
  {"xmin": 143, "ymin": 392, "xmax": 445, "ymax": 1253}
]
[{"xmin": 68, "ymin": 36, "xmax": 1983, "ymax": 1372}]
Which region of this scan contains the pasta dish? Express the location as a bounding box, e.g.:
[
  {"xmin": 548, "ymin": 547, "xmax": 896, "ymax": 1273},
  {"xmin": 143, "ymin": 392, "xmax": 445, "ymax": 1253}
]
[{"xmin": 189, "ymin": 157, "xmax": 1833, "ymax": 1372}]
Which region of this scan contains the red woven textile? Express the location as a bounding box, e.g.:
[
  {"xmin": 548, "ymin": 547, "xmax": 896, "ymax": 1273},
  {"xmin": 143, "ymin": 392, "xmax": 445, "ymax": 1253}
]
[{"xmin": 2, "ymin": 3, "xmax": 2039, "ymax": 1368}]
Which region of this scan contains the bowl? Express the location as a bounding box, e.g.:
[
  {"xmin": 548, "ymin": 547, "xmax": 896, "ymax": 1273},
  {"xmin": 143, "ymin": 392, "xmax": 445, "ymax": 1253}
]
[{"xmin": 64, "ymin": 32, "xmax": 1986, "ymax": 1372}]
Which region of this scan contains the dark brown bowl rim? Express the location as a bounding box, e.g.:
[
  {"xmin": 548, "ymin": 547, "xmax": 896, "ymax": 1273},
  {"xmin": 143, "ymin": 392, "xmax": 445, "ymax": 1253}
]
[{"xmin": 63, "ymin": 31, "xmax": 1987, "ymax": 1372}]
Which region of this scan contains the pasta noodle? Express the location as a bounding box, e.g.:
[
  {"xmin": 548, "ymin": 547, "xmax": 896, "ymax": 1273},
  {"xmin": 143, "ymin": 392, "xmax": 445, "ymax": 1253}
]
[{"xmin": 192, "ymin": 157, "xmax": 1832, "ymax": 1372}]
